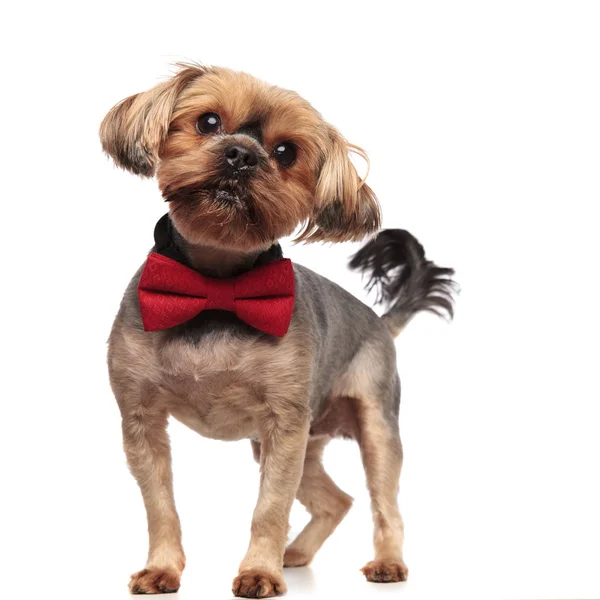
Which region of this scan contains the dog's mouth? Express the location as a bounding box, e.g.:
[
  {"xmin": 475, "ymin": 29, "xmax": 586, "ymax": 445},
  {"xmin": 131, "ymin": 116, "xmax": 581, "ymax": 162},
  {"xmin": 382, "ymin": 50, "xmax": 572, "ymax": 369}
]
[
  {"xmin": 214, "ymin": 188, "xmax": 241, "ymax": 205},
  {"xmin": 211, "ymin": 177, "xmax": 252, "ymax": 208},
  {"xmin": 164, "ymin": 178, "xmax": 252, "ymax": 209}
]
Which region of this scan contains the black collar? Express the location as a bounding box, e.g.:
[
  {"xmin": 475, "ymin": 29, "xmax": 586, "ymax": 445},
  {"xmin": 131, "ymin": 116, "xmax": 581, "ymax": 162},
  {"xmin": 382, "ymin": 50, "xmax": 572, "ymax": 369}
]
[{"xmin": 152, "ymin": 213, "xmax": 284, "ymax": 271}]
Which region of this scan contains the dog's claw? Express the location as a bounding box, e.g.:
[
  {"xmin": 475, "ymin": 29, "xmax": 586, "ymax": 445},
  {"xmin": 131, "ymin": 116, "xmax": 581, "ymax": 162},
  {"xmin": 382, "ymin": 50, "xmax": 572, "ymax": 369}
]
[
  {"xmin": 232, "ymin": 568, "xmax": 286, "ymax": 598},
  {"xmin": 129, "ymin": 567, "xmax": 181, "ymax": 594},
  {"xmin": 361, "ymin": 559, "xmax": 408, "ymax": 583}
]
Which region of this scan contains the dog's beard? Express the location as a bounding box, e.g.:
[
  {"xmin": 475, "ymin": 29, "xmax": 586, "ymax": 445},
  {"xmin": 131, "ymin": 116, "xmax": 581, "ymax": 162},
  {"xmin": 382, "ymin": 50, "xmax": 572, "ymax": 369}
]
[
  {"xmin": 164, "ymin": 176, "xmax": 270, "ymax": 247},
  {"xmin": 160, "ymin": 162, "xmax": 302, "ymax": 248}
]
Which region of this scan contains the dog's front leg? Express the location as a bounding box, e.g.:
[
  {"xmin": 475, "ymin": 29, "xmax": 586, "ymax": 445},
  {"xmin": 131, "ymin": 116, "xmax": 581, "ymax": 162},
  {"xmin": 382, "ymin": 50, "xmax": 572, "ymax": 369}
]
[
  {"xmin": 117, "ymin": 388, "xmax": 185, "ymax": 594},
  {"xmin": 233, "ymin": 402, "xmax": 310, "ymax": 598}
]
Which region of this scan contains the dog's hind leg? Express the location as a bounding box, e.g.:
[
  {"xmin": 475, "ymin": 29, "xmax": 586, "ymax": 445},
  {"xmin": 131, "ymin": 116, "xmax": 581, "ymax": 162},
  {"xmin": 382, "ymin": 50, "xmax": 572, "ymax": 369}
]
[
  {"xmin": 282, "ymin": 436, "xmax": 353, "ymax": 567},
  {"xmin": 355, "ymin": 381, "xmax": 408, "ymax": 582},
  {"xmin": 117, "ymin": 385, "xmax": 185, "ymax": 594}
]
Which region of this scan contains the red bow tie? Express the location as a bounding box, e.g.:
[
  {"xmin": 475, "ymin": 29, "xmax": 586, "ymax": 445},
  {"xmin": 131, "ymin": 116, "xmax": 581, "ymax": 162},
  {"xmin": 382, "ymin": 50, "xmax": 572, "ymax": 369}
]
[{"xmin": 137, "ymin": 253, "xmax": 295, "ymax": 337}]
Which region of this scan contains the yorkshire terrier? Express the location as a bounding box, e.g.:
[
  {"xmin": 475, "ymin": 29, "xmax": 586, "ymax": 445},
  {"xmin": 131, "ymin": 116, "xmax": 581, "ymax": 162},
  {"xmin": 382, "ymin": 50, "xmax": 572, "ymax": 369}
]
[{"xmin": 100, "ymin": 63, "xmax": 455, "ymax": 598}]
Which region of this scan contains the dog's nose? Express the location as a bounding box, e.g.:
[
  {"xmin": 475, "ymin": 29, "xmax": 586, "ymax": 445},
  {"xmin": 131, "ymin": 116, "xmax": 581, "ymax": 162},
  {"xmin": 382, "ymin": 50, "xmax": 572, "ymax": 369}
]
[{"xmin": 224, "ymin": 145, "xmax": 258, "ymax": 171}]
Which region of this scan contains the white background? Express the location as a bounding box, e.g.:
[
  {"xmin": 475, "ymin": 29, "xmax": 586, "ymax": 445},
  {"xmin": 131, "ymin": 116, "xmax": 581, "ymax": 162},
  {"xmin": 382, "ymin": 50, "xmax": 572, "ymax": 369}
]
[{"xmin": 2, "ymin": 2, "xmax": 599, "ymax": 599}]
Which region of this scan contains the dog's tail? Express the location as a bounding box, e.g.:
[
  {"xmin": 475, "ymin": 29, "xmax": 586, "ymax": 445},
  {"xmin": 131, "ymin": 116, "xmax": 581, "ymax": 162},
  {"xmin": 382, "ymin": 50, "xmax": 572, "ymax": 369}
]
[{"xmin": 349, "ymin": 229, "xmax": 457, "ymax": 337}]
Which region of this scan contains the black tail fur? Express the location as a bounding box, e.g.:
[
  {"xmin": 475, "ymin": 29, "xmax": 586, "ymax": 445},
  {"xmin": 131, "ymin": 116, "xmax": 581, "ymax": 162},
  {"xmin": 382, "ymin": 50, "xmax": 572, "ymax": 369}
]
[{"xmin": 349, "ymin": 229, "xmax": 457, "ymax": 336}]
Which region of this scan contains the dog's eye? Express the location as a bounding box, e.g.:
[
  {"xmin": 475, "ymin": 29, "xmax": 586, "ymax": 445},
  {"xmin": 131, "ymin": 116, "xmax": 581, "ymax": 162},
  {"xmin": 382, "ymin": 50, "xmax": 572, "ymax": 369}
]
[
  {"xmin": 273, "ymin": 142, "xmax": 297, "ymax": 167},
  {"xmin": 196, "ymin": 113, "xmax": 221, "ymax": 135}
]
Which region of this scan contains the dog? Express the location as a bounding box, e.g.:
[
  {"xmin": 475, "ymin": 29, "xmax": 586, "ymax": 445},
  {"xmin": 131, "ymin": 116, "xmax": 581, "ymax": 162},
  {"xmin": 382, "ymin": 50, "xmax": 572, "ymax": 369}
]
[{"xmin": 100, "ymin": 63, "xmax": 455, "ymax": 598}]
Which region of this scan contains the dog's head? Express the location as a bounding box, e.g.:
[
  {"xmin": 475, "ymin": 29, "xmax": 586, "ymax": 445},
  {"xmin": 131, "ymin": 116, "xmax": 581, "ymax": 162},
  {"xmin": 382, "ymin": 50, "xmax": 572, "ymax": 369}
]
[{"xmin": 100, "ymin": 64, "xmax": 380, "ymax": 250}]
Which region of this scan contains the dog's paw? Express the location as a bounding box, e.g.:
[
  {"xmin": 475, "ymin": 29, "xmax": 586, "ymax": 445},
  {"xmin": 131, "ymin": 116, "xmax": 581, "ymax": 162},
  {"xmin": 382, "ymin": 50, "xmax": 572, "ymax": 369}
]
[
  {"xmin": 361, "ymin": 559, "xmax": 408, "ymax": 583},
  {"xmin": 283, "ymin": 547, "xmax": 311, "ymax": 568},
  {"xmin": 232, "ymin": 568, "xmax": 287, "ymax": 598},
  {"xmin": 129, "ymin": 567, "xmax": 181, "ymax": 594}
]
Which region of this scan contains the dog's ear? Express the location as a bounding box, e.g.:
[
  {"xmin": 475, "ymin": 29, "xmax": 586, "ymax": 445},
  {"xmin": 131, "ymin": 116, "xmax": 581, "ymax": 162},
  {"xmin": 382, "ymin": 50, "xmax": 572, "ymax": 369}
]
[
  {"xmin": 99, "ymin": 64, "xmax": 206, "ymax": 177},
  {"xmin": 297, "ymin": 127, "xmax": 381, "ymax": 243}
]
